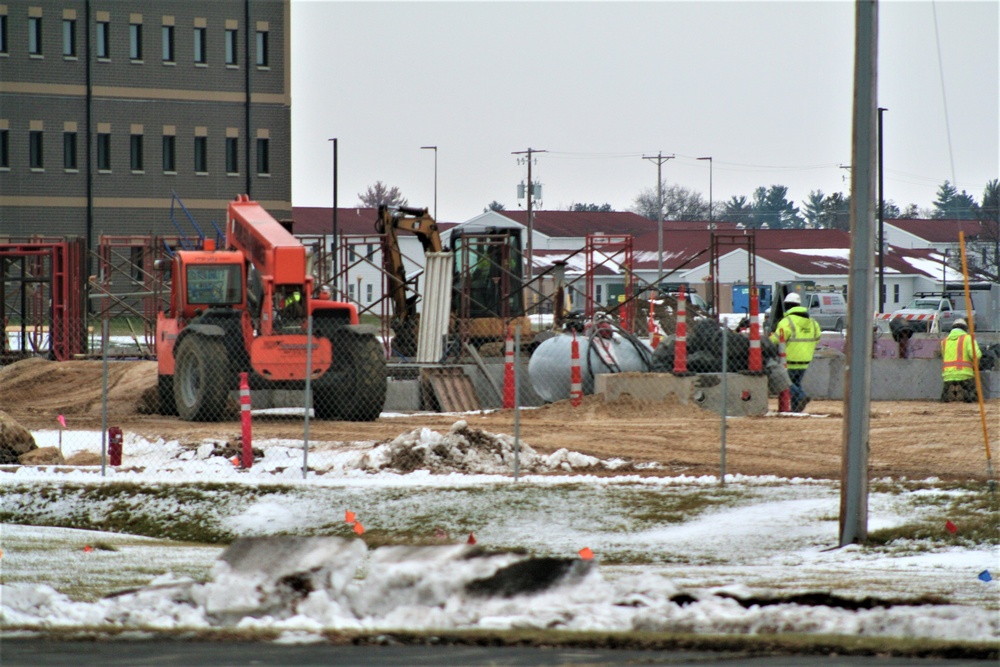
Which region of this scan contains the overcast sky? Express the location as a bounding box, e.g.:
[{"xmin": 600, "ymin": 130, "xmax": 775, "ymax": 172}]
[{"xmin": 290, "ymin": 1, "xmax": 998, "ymax": 222}]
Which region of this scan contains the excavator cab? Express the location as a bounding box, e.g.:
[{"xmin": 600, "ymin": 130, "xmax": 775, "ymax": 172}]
[{"xmin": 450, "ymin": 226, "xmax": 526, "ymax": 342}]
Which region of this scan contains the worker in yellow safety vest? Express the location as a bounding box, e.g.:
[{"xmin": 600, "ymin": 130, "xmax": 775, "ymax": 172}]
[
  {"xmin": 940, "ymin": 318, "xmax": 981, "ymax": 403},
  {"xmin": 769, "ymin": 292, "xmax": 822, "ymax": 413}
]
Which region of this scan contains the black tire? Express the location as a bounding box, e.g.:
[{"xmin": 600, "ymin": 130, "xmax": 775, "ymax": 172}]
[
  {"xmin": 173, "ymin": 335, "xmax": 229, "ymax": 422},
  {"xmin": 158, "ymin": 374, "xmax": 178, "ymax": 416},
  {"xmin": 315, "ymin": 331, "xmax": 387, "ymax": 421}
]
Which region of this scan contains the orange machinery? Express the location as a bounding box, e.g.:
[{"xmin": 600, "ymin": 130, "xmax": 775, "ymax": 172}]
[{"xmin": 156, "ymin": 195, "xmax": 386, "ymax": 421}]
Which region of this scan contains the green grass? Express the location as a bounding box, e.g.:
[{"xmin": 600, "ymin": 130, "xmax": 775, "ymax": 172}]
[{"xmin": 866, "ymin": 486, "xmax": 1000, "ymax": 547}]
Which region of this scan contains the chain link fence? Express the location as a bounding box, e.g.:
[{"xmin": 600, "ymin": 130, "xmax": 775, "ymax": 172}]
[{"xmin": 2, "ymin": 287, "xmax": 997, "ymax": 482}]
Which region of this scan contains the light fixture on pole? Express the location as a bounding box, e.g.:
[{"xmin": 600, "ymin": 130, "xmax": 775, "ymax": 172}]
[
  {"xmin": 642, "ymin": 152, "xmax": 674, "ymax": 285},
  {"xmin": 421, "ymin": 146, "xmax": 438, "ymax": 220},
  {"xmin": 697, "ymin": 157, "xmax": 713, "ymax": 230}
]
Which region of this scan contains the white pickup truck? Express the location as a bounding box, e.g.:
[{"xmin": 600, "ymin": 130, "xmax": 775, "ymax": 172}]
[{"xmin": 890, "ymin": 293, "xmax": 971, "ymax": 333}]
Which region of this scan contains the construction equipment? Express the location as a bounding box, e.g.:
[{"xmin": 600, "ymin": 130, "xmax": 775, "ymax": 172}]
[
  {"xmin": 376, "ymin": 205, "xmax": 531, "ymax": 358},
  {"xmin": 156, "ymin": 195, "xmax": 387, "ymax": 422}
]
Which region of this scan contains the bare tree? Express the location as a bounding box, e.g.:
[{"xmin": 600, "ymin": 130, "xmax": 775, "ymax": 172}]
[
  {"xmin": 357, "ymin": 181, "xmax": 408, "ymax": 208},
  {"xmin": 630, "ymin": 183, "xmax": 709, "ymax": 221}
]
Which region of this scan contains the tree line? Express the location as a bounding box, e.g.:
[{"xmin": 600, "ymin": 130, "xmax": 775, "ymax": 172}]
[{"xmin": 356, "ymin": 178, "xmax": 999, "ymax": 230}]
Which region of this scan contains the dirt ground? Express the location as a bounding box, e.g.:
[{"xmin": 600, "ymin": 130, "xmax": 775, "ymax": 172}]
[{"xmin": 1, "ymin": 358, "xmax": 996, "ymax": 480}]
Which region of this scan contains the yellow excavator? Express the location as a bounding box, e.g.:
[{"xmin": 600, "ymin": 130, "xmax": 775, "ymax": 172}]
[{"xmin": 375, "ymin": 205, "xmax": 533, "ymax": 358}]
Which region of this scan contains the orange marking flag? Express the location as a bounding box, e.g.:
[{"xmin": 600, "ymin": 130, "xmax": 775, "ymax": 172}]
[
  {"xmin": 578, "ymin": 547, "xmax": 594, "ymax": 560},
  {"xmin": 345, "ymin": 510, "xmax": 356, "ymax": 523},
  {"xmin": 353, "ymin": 521, "xmax": 365, "ymax": 535}
]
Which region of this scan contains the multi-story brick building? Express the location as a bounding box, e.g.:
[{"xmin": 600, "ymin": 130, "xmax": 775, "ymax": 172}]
[{"xmin": 0, "ymin": 0, "xmax": 290, "ymax": 247}]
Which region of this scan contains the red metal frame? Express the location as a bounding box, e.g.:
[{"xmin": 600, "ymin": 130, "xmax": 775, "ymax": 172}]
[
  {"xmin": 1, "ymin": 239, "xmax": 86, "ymax": 361},
  {"xmin": 584, "ymin": 234, "xmax": 635, "ymax": 331}
]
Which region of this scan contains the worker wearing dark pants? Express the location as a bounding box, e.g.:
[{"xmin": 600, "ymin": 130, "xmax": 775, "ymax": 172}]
[
  {"xmin": 940, "ymin": 319, "xmax": 980, "ymax": 403},
  {"xmin": 769, "ymin": 292, "xmax": 822, "ymax": 413}
]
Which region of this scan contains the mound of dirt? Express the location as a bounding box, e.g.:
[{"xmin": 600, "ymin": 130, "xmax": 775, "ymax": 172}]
[{"xmin": 0, "ymin": 358, "xmax": 158, "ymax": 418}]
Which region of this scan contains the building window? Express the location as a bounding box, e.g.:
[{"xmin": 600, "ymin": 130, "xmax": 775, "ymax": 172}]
[
  {"xmin": 225, "ymin": 137, "xmax": 238, "ymax": 174},
  {"xmin": 63, "ymin": 19, "xmax": 76, "ymax": 57},
  {"xmin": 366, "ymin": 284, "xmax": 373, "ymax": 303},
  {"xmin": 348, "ymin": 284, "xmax": 355, "ymax": 301},
  {"xmin": 130, "ymin": 134, "xmax": 143, "ymax": 171},
  {"xmin": 162, "ymin": 26, "xmax": 174, "ymax": 62},
  {"xmin": 596, "ymin": 284, "xmax": 603, "ymax": 304},
  {"xmin": 893, "ymin": 284, "xmax": 900, "ymax": 304},
  {"xmin": 29, "ymin": 131, "xmax": 43, "ymax": 168},
  {"xmin": 225, "ymin": 29, "xmax": 237, "ymax": 65},
  {"xmin": 97, "ymin": 133, "xmax": 111, "ymax": 170},
  {"xmin": 255, "ymin": 30, "xmax": 268, "ymax": 66},
  {"xmin": 0, "ymin": 15, "xmax": 8, "ymax": 54},
  {"xmin": 96, "ymin": 20, "xmax": 109, "ymax": 58},
  {"xmin": 194, "ymin": 27, "xmax": 206, "ymax": 63},
  {"xmin": 130, "ymin": 23, "xmax": 142, "ymax": 60},
  {"xmin": 256, "ymin": 138, "xmax": 269, "ymax": 174},
  {"xmin": 162, "ymin": 135, "xmax": 176, "ymax": 172},
  {"xmin": 194, "ymin": 136, "xmax": 207, "ymax": 173},
  {"xmin": 63, "ymin": 132, "xmax": 77, "ymax": 169},
  {"xmin": 0, "ymin": 130, "xmax": 9, "ymax": 168},
  {"xmin": 28, "ymin": 17, "xmax": 42, "ymax": 55}
]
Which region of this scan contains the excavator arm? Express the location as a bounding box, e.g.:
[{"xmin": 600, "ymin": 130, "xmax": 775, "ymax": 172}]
[{"xmin": 376, "ymin": 205, "xmax": 442, "ymax": 356}]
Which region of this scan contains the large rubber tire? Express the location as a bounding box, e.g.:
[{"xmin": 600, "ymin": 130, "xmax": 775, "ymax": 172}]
[
  {"xmin": 315, "ymin": 331, "xmax": 387, "ymax": 421},
  {"xmin": 158, "ymin": 374, "xmax": 178, "ymax": 416},
  {"xmin": 173, "ymin": 335, "xmax": 229, "ymax": 422}
]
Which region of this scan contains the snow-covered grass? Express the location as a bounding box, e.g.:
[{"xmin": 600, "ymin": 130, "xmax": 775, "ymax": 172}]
[{"xmin": 2, "ymin": 427, "xmax": 998, "ymax": 645}]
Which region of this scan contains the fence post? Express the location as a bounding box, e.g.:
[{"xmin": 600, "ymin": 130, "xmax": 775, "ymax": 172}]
[
  {"xmin": 503, "ymin": 327, "xmax": 515, "ymax": 409},
  {"xmin": 778, "ymin": 330, "xmax": 791, "ymax": 413}
]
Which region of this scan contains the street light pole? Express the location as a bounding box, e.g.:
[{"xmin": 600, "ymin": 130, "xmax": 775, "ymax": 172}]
[
  {"xmin": 421, "ymin": 146, "xmax": 438, "ymax": 220},
  {"xmin": 643, "ymin": 152, "xmax": 674, "ymax": 284},
  {"xmin": 877, "ymin": 108, "xmax": 887, "ymax": 313},
  {"xmin": 698, "ymin": 157, "xmax": 713, "ymax": 230},
  {"xmin": 328, "ymin": 137, "xmax": 338, "ymax": 295}
]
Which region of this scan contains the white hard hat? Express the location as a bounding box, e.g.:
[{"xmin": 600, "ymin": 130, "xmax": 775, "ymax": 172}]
[
  {"xmin": 953, "ymin": 318, "xmax": 968, "ymax": 329},
  {"xmin": 784, "ymin": 292, "xmax": 802, "ymax": 305}
]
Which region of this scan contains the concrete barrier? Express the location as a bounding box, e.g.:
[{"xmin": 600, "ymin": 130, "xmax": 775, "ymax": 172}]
[
  {"xmin": 803, "ymin": 357, "xmax": 997, "ymax": 400},
  {"xmin": 595, "ymin": 372, "xmax": 768, "ymax": 417}
]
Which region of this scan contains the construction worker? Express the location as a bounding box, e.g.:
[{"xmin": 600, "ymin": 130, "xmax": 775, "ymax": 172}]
[
  {"xmin": 940, "ymin": 319, "xmax": 981, "ymax": 403},
  {"xmin": 769, "ymin": 291, "xmax": 821, "ymax": 412}
]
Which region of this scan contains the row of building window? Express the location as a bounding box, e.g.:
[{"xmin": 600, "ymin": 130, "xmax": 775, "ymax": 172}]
[
  {"xmin": 2, "ymin": 15, "xmax": 269, "ymax": 68},
  {"xmin": 0, "ymin": 129, "xmax": 270, "ymax": 176}
]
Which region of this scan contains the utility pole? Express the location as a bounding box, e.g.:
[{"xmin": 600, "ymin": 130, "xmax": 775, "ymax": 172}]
[
  {"xmin": 512, "ymin": 148, "xmax": 546, "ymax": 283},
  {"xmin": 643, "ymin": 152, "xmax": 674, "ymax": 283}
]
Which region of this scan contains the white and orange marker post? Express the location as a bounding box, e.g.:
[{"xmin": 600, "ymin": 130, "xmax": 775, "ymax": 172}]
[
  {"xmin": 747, "ymin": 286, "xmax": 763, "ymax": 373},
  {"xmin": 673, "ymin": 285, "xmax": 688, "ymax": 374},
  {"xmin": 648, "ymin": 299, "xmax": 662, "ymax": 348},
  {"xmin": 778, "ymin": 330, "xmax": 791, "ymax": 413},
  {"xmin": 239, "ymin": 372, "xmax": 253, "ymax": 468},
  {"xmin": 570, "ymin": 331, "xmax": 583, "ymax": 407},
  {"xmin": 503, "ymin": 327, "xmax": 516, "ymax": 409}
]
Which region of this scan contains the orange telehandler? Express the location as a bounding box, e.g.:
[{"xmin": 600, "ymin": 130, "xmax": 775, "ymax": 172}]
[{"xmin": 156, "ymin": 195, "xmax": 387, "ymax": 421}]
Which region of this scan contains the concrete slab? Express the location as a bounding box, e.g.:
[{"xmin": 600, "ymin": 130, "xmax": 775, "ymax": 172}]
[{"xmin": 594, "ymin": 372, "xmax": 768, "ymax": 417}]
